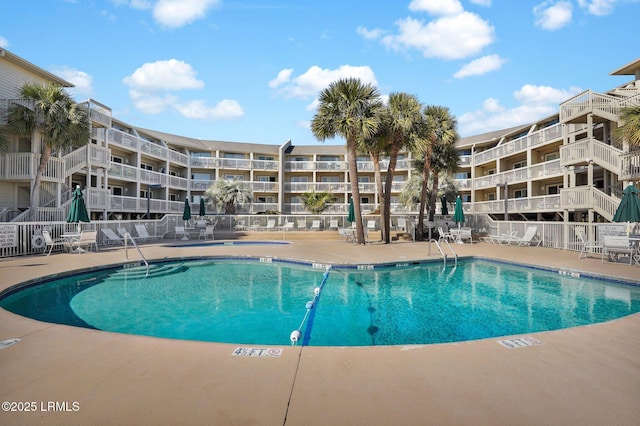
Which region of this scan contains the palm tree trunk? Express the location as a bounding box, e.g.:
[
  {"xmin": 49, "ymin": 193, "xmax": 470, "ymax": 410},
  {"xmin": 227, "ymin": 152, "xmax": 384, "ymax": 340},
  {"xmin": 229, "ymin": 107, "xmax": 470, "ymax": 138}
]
[
  {"xmin": 428, "ymin": 172, "xmax": 440, "ymax": 222},
  {"xmin": 29, "ymin": 142, "xmax": 51, "ymax": 221},
  {"xmin": 372, "ymin": 152, "xmax": 386, "ymax": 243},
  {"xmin": 347, "ymin": 140, "xmax": 365, "ymax": 244},
  {"xmin": 417, "ymin": 149, "xmax": 432, "ymax": 240},
  {"xmin": 383, "ymin": 143, "xmax": 400, "ymax": 244}
]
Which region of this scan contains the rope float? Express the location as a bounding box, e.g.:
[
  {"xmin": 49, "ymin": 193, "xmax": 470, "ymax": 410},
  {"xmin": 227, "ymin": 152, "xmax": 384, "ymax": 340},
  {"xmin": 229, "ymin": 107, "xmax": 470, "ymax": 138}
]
[{"xmin": 290, "ymin": 265, "xmax": 332, "ymax": 345}]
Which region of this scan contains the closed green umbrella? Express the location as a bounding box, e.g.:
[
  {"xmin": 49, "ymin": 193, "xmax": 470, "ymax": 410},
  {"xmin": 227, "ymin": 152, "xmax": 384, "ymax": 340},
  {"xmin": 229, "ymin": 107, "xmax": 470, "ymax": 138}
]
[
  {"xmin": 612, "ymin": 184, "xmax": 640, "ymax": 223},
  {"xmin": 441, "ymin": 195, "xmax": 449, "ymax": 215},
  {"xmin": 199, "ymin": 198, "xmax": 206, "ymax": 217},
  {"xmin": 67, "ymin": 185, "xmax": 90, "ymax": 224},
  {"xmin": 183, "ymin": 198, "xmax": 192, "ymax": 222},
  {"xmin": 453, "ymin": 195, "xmax": 465, "ymax": 228},
  {"xmin": 347, "ymin": 198, "xmax": 355, "ymax": 224}
]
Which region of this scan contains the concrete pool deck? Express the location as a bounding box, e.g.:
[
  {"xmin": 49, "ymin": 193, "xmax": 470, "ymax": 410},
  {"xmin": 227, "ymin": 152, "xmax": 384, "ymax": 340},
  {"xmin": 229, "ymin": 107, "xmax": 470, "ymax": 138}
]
[{"xmin": 1, "ymin": 234, "xmax": 639, "ymax": 425}]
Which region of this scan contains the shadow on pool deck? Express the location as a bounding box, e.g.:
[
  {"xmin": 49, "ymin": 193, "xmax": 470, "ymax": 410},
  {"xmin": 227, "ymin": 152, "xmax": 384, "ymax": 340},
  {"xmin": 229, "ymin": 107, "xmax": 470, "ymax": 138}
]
[{"xmin": 0, "ymin": 237, "xmax": 639, "ymax": 425}]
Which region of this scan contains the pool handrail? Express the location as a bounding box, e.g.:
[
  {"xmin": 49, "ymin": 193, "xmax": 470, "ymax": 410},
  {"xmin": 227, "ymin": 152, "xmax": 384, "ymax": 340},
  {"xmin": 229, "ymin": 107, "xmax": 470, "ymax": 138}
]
[
  {"xmin": 429, "ymin": 239, "xmax": 458, "ymax": 269},
  {"xmin": 123, "ymin": 232, "xmax": 150, "ymax": 276}
]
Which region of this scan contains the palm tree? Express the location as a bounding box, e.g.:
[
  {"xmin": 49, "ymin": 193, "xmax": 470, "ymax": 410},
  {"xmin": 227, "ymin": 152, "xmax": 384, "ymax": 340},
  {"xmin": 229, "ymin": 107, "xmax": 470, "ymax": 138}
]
[
  {"xmin": 427, "ymin": 128, "xmax": 459, "ymax": 221},
  {"xmin": 615, "ymin": 104, "xmax": 640, "ymax": 147},
  {"xmin": 301, "ymin": 190, "xmax": 333, "ymax": 214},
  {"xmin": 5, "ymin": 83, "xmax": 90, "ymax": 220},
  {"xmin": 311, "ymin": 78, "xmax": 383, "ymax": 244},
  {"xmin": 205, "ymin": 179, "xmax": 253, "ymax": 214},
  {"xmin": 380, "ymin": 92, "xmax": 423, "ymax": 244},
  {"xmin": 415, "ymin": 105, "xmax": 457, "ymax": 236},
  {"xmin": 358, "ymin": 111, "xmax": 391, "ymax": 241}
]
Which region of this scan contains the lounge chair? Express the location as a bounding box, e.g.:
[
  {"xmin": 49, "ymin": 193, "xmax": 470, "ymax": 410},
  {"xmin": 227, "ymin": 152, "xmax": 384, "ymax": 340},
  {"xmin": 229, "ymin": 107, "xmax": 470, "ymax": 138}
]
[
  {"xmin": 234, "ymin": 219, "xmax": 246, "ymax": 231},
  {"xmin": 328, "ymin": 219, "xmax": 339, "ymax": 230},
  {"xmin": 311, "ymin": 220, "xmax": 321, "ymax": 231},
  {"xmin": 297, "ymin": 219, "xmax": 307, "ymax": 230},
  {"xmin": 283, "ymin": 221, "xmax": 295, "ymax": 231},
  {"xmin": 101, "ymin": 228, "xmax": 124, "ymax": 245},
  {"xmin": 264, "ymin": 219, "xmax": 277, "ymax": 231},
  {"xmin": 338, "ymin": 227, "xmax": 355, "ymax": 243},
  {"xmin": 575, "ymin": 228, "xmax": 600, "ymax": 259},
  {"xmin": 135, "ymin": 224, "xmax": 160, "ymax": 242},
  {"xmin": 507, "ymin": 226, "xmax": 541, "ymax": 246},
  {"xmin": 71, "ymin": 230, "xmax": 98, "ymax": 253},
  {"xmin": 601, "ymin": 235, "xmax": 634, "ymax": 265},
  {"xmin": 42, "ymin": 230, "xmax": 72, "ymax": 255},
  {"xmin": 396, "ymin": 218, "xmax": 407, "ymax": 232}
]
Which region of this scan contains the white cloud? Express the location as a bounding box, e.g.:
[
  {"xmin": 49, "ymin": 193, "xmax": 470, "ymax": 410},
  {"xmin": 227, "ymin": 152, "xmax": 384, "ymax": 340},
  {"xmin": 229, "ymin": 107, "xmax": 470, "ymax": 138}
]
[
  {"xmin": 123, "ymin": 59, "xmax": 204, "ymax": 92},
  {"xmin": 153, "ymin": 0, "xmax": 220, "ymax": 29},
  {"xmin": 453, "ymin": 54, "xmax": 505, "ymax": 79},
  {"xmin": 268, "ymin": 69, "xmax": 293, "ymax": 88},
  {"xmin": 356, "ymin": 26, "xmax": 386, "ymax": 40},
  {"xmin": 469, "ymin": 0, "xmax": 492, "ymax": 5},
  {"xmin": 533, "ymin": 1, "xmax": 573, "ymax": 30},
  {"xmin": 577, "ymin": 0, "xmax": 617, "ymax": 16},
  {"xmin": 382, "ymin": 12, "xmax": 495, "ymax": 60},
  {"xmin": 174, "ymin": 99, "xmax": 244, "ymax": 120},
  {"xmin": 408, "ymin": 0, "xmax": 464, "ymax": 16},
  {"xmin": 271, "ymin": 65, "xmax": 378, "ymax": 99},
  {"xmin": 128, "ymin": 90, "xmax": 177, "ymax": 114},
  {"xmin": 50, "ymin": 66, "xmax": 94, "ymax": 98},
  {"xmin": 514, "ymin": 84, "xmax": 582, "ymax": 105},
  {"xmin": 0, "ymin": 36, "xmax": 9, "ymax": 48},
  {"xmin": 458, "ymin": 84, "xmax": 583, "ymax": 136}
]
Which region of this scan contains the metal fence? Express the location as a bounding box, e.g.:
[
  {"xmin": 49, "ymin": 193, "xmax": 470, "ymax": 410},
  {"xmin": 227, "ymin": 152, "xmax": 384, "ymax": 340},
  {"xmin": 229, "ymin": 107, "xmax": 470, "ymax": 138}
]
[{"xmin": 0, "ymin": 213, "xmax": 629, "ymax": 258}]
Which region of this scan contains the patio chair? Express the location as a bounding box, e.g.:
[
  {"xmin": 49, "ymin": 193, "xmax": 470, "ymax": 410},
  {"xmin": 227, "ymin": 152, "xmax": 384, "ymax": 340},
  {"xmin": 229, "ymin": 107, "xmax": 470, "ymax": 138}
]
[
  {"xmin": 265, "ymin": 219, "xmax": 277, "ymax": 231},
  {"xmin": 311, "ymin": 220, "xmax": 321, "ymax": 231},
  {"xmin": 575, "ymin": 228, "xmax": 600, "ymax": 259},
  {"xmin": 396, "ymin": 218, "xmax": 407, "ymax": 232},
  {"xmin": 328, "ymin": 219, "xmax": 339, "ymax": 230},
  {"xmin": 42, "ymin": 230, "xmax": 72, "ymax": 256},
  {"xmin": 234, "ymin": 219, "xmax": 246, "ymax": 231},
  {"xmin": 174, "ymin": 226, "xmax": 189, "ymax": 240},
  {"xmin": 199, "ymin": 225, "xmax": 215, "ymax": 240},
  {"xmin": 338, "ymin": 228, "xmax": 355, "ymax": 243},
  {"xmin": 71, "ymin": 230, "xmax": 98, "ymax": 253},
  {"xmin": 101, "ymin": 228, "xmax": 124, "ymax": 246},
  {"xmin": 297, "ymin": 219, "xmax": 307, "ymax": 230},
  {"xmin": 283, "ymin": 221, "xmax": 295, "ymax": 231},
  {"xmin": 601, "ymin": 235, "xmax": 634, "ymax": 265},
  {"xmin": 438, "ymin": 227, "xmax": 452, "ymax": 242}
]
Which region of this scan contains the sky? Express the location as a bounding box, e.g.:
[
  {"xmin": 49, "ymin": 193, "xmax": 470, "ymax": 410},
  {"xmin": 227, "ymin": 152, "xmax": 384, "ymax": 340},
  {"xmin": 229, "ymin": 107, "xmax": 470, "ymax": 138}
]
[{"xmin": 1, "ymin": 0, "xmax": 638, "ymax": 146}]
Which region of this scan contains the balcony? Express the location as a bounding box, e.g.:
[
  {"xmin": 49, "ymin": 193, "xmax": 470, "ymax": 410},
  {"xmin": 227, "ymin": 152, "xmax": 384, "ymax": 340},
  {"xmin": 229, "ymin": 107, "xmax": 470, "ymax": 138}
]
[
  {"xmin": 474, "ymin": 159, "xmax": 561, "ymax": 190},
  {"xmin": 559, "ymin": 90, "xmax": 621, "ymax": 124},
  {"xmin": 474, "ymin": 123, "xmax": 562, "ymax": 166}
]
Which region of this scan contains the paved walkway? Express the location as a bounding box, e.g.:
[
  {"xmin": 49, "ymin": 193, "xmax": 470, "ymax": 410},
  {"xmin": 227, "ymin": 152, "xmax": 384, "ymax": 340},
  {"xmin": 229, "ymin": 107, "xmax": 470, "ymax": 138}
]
[{"xmin": 1, "ymin": 235, "xmax": 639, "ymax": 425}]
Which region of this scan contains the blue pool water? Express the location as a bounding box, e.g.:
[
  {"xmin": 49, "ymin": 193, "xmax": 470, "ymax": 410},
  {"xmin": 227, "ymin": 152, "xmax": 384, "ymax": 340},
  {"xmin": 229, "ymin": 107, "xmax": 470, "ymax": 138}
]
[{"xmin": 1, "ymin": 258, "xmax": 639, "ymax": 346}]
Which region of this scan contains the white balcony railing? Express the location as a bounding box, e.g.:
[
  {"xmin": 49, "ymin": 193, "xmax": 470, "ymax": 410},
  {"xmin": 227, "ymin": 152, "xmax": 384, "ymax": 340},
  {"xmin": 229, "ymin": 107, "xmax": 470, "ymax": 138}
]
[{"xmin": 474, "ymin": 123, "xmax": 562, "ymax": 165}]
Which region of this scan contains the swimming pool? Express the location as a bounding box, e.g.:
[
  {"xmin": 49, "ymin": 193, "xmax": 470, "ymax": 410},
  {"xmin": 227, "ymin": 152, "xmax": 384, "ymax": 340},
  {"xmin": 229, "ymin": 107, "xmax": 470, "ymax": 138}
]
[{"xmin": 1, "ymin": 257, "xmax": 639, "ymax": 346}]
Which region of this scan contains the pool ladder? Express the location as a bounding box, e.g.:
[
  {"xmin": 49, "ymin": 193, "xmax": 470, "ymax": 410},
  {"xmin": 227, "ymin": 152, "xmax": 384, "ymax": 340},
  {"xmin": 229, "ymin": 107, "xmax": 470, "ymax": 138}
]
[
  {"xmin": 123, "ymin": 232, "xmax": 150, "ymax": 276},
  {"xmin": 429, "ymin": 239, "xmax": 458, "ymax": 269}
]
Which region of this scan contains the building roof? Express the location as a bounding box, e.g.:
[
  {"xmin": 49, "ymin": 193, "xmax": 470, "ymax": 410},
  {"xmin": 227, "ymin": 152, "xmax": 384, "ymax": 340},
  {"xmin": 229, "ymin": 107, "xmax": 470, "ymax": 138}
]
[
  {"xmin": 457, "ymin": 123, "xmax": 532, "ymax": 150},
  {"xmin": 610, "ymin": 58, "xmax": 640, "ymax": 76},
  {"xmin": 0, "ymin": 48, "xmax": 74, "ymax": 87}
]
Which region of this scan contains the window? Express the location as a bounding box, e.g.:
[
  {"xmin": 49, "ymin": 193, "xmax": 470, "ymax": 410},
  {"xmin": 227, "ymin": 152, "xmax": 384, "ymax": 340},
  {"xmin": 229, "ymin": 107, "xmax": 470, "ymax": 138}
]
[
  {"xmin": 223, "ymin": 153, "xmax": 245, "ymax": 159},
  {"xmin": 486, "ymin": 169, "xmax": 496, "ymax": 175},
  {"xmin": 514, "ymin": 189, "xmax": 527, "ymax": 198},
  {"xmin": 111, "ymin": 186, "xmax": 123, "ymax": 196},
  {"xmin": 291, "ymin": 176, "xmax": 308, "ymax": 183},
  {"xmin": 321, "ymin": 176, "xmax": 340, "ymax": 182},
  {"xmin": 111, "ymin": 156, "xmax": 123, "ymax": 164},
  {"xmin": 547, "ymin": 185, "xmax": 560, "ymax": 195},
  {"xmin": 292, "ymin": 156, "xmax": 308, "ymax": 162},
  {"xmin": 358, "ymin": 176, "xmax": 370, "ymax": 183},
  {"xmin": 191, "ymin": 152, "xmax": 212, "ymax": 158},
  {"xmin": 257, "ymin": 196, "xmax": 274, "ymax": 203},
  {"xmin": 192, "ymin": 173, "xmax": 211, "ymax": 181},
  {"xmin": 140, "ymin": 163, "xmax": 153, "ymax": 171},
  {"xmin": 361, "ymin": 197, "xmax": 370, "ymax": 204},
  {"xmin": 257, "ymin": 155, "xmax": 274, "ymax": 161},
  {"xmin": 513, "ymin": 160, "xmax": 527, "ymax": 169},
  {"xmin": 257, "ymin": 176, "xmax": 276, "ymax": 182},
  {"xmin": 318, "ymin": 155, "xmax": 339, "ymax": 161},
  {"xmin": 224, "ymin": 174, "xmax": 245, "ymax": 181},
  {"xmin": 487, "ymin": 193, "xmax": 495, "ymax": 201},
  {"xmin": 169, "ymin": 194, "xmax": 177, "ymax": 201},
  {"xmin": 544, "ymin": 152, "xmax": 559, "ymax": 161}
]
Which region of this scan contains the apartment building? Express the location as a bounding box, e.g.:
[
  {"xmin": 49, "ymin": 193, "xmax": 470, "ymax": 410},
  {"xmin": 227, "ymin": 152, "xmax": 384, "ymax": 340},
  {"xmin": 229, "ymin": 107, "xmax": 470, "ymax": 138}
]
[{"xmin": 1, "ymin": 47, "xmax": 639, "ymax": 223}]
